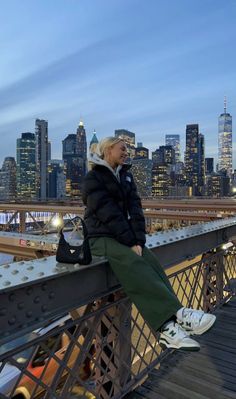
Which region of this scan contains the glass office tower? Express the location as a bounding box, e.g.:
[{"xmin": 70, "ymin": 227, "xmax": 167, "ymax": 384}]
[
  {"xmin": 16, "ymin": 132, "xmax": 36, "ymax": 199},
  {"xmin": 218, "ymin": 98, "xmax": 232, "ymax": 177}
]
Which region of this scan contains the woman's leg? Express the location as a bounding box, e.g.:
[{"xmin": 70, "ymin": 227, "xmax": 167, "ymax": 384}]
[
  {"xmin": 142, "ymin": 247, "xmax": 176, "ymax": 294},
  {"xmin": 89, "ymin": 237, "xmax": 181, "ymax": 333}
]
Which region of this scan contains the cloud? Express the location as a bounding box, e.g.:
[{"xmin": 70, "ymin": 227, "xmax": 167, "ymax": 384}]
[{"xmin": 0, "ymin": 34, "xmax": 129, "ymax": 112}]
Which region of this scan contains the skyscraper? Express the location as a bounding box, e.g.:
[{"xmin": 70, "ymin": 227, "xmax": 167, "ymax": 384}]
[
  {"xmin": 165, "ymin": 134, "xmax": 181, "ymax": 162},
  {"xmin": 185, "ymin": 124, "xmax": 205, "ymax": 196},
  {"xmin": 48, "ymin": 160, "xmax": 66, "ymax": 199},
  {"xmin": 89, "ymin": 130, "xmax": 98, "ymax": 149},
  {"xmin": 152, "ymin": 163, "xmax": 171, "ymax": 197},
  {"xmin": 132, "ymin": 158, "xmax": 153, "ymax": 198},
  {"xmin": 135, "ymin": 143, "xmax": 149, "ymax": 159},
  {"xmin": 206, "ymin": 172, "xmax": 230, "ymax": 197},
  {"xmin": 152, "ymin": 146, "xmax": 175, "ymax": 165},
  {"xmin": 35, "ymin": 119, "xmax": 49, "ymax": 200},
  {"xmin": 62, "ymin": 123, "xmax": 87, "ymax": 199},
  {"xmin": 0, "ymin": 157, "xmax": 17, "ymax": 200},
  {"xmin": 205, "ymin": 158, "xmax": 214, "ymax": 174},
  {"xmin": 76, "ymin": 120, "xmax": 88, "ymax": 194},
  {"xmin": 76, "ymin": 120, "xmax": 87, "ymax": 174},
  {"xmin": 16, "ymin": 132, "xmax": 36, "ymax": 199},
  {"xmin": 218, "ymin": 98, "xmax": 232, "ymax": 177},
  {"xmin": 198, "ymin": 133, "xmax": 205, "ymax": 191},
  {"xmin": 62, "ymin": 134, "xmax": 78, "ymax": 197},
  {"xmin": 115, "ymin": 129, "xmax": 135, "ymax": 160}
]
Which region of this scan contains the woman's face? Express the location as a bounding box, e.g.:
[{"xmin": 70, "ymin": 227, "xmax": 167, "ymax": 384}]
[{"xmin": 106, "ymin": 141, "xmax": 128, "ymax": 167}]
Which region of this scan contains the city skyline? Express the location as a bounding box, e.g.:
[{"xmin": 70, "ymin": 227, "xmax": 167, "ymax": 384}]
[
  {"xmin": 0, "ymin": 120, "xmax": 233, "ymax": 200},
  {"xmin": 0, "ymin": 114, "xmax": 232, "ymax": 170},
  {"xmin": 0, "ymin": 0, "xmax": 236, "ymax": 165}
]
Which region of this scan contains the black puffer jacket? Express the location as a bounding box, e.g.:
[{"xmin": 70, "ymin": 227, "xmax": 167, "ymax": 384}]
[{"xmin": 82, "ymin": 164, "xmax": 146, "ymax": 247}]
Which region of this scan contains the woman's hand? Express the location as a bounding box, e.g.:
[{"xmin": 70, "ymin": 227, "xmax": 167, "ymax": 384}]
[{"xmin": 131, "ymin": 245, "xmax": 142, "ymax": 256}]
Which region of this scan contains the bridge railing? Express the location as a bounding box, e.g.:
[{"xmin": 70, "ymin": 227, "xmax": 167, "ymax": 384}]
[
  {"xmin": 0, "ymin": 200, "xmax": 230, "ymax": 235},
  {"xmin": 0, "ymin": 219, "xmax": 236, "ymax": 398}
]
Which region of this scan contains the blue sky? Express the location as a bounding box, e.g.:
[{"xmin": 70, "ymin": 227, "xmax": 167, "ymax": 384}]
[{"xmin": 1, "ymin": 0, "xmax": 236, "ymax": 166}]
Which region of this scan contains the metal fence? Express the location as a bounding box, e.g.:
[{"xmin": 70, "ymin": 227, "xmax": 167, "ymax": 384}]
[{"xmin": 0, "ymin": 247, "xmax": 235, "ymax": 399}]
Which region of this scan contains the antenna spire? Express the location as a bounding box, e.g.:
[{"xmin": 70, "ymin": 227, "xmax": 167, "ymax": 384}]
[{"xmin": 224, "ymin": 96, "xmax": 227, "ymax": 113}]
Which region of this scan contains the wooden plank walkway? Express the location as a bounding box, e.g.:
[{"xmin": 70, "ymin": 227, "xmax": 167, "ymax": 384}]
[{"xmin": 127, "ymin": 297, "xmax": 236, "ymax": 399}]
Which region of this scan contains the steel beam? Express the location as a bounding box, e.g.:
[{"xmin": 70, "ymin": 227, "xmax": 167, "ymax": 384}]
[
  {"xmin": 148, "ymin": 217, "xmax": 236, "ymax": 267},
  {"xmin": 1, "ymin": 217, "xmax": 236, "ymax": 344},
  {"xmin": 142, "ymin": 199, "xmax": 236, "ymax": 212},
  {"xmin": 0, "ymin": 231, "xmax": 58, "ymax": 257},
  {"xmin": 0, "ymin": 256, "xmax": 119, "ymax": 345}
]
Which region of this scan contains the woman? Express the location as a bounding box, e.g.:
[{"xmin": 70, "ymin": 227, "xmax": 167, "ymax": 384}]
[{"xmin": 82, "ymin": 137, "xmax": 216, "ymax": 351}]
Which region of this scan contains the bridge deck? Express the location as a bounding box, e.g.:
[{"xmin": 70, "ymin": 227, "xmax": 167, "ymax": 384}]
[{"xmin": 127, "ymin": 297, "xmax": 236, "ymax": 399}]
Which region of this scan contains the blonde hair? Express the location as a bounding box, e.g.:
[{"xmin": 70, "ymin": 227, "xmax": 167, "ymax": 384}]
[
  {"xmin": 88, "ymin": 136, "xmax": 125, "ymax": 170},
  {"xmin": 98, "ymin": 137, "xmax": 124, "ymax": 159},
  {"xmin": 89, "ymin": 142, "xmax": 100, "ymax": 155}
]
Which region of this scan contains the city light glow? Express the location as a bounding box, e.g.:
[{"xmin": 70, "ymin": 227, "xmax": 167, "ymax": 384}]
[{"xmin": 52, "ymin": 216, "xmax": 63, "ymax": 228}]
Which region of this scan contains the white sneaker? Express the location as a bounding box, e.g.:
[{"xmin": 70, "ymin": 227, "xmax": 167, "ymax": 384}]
[
  {"xmin": 159, "ymin": 321, "xmax": 200, "ymax": 351},
  {"xmin": 176, "ymin": 307, "xmax": 216, "ymax": 335}
]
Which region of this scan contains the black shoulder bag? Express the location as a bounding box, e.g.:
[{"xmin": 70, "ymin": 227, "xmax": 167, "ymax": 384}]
[{"xmin": 56, "ymin": 216, "xmax": 92, "ymax": 265}]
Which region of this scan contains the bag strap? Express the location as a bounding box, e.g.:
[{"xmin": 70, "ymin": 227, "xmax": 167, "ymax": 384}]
[{"xmin": 60, "ymin": 216, "xmax": 89, "ymax": 238}]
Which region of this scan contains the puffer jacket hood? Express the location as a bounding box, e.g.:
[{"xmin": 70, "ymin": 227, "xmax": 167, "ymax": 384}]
[{"xmin": 88, "ymin": 152, "xmax": 131, "ymax": 181}]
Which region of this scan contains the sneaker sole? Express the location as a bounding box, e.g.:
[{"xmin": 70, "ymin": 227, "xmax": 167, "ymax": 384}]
[
  {"xmin": 186, "ymin": 314, "xmax": 216, "ymax": 336},
  {"xmin": 159, "ymin": 341, "xmax": 200, "ymax": 351}
]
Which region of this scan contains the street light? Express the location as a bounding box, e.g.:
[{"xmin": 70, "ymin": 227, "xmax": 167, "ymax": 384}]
[{"xmin": 52, "ymin": 215, "xmax": 63, "ymax": 228}]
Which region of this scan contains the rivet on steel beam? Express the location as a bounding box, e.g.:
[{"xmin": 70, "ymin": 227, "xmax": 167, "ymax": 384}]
[
  {"xmin": 26, "ymin": 287, "xmax": 33, "ymax": 295},
  {"xmin": 0, "ymin": 308, "xmax": 7, "ymax": 316},
  {"xmin": 8, "ymin": 317, "xmax": 16, "ymax": 325},
  {"xmin": 41, "ymin": 283, "xmax": 47, "ymax": 291},
  {"xmin": 41, "ymin": 305, "xmax": 47, "ymax": 312},
  {"xmin": 11, "ymin": 270, "xmax": 19, "ymax": 275},
  {"xmin": 34, "ymin": 296, "xmax": 40, "ymax": 304},
  {"xmin": 9, "ymin": 293, "xmax": 16, "ymax": 302},
  {"xmin": 3, "ymin": 281, "xmax": 11, "ymax": 286},
  {"xmin": 27, "ymin": 266, "xmax": 34, "ymax": 271},
  {"xmin": 18, "ymin": 302, "xmax": 24, "ymax": 310},
  {"xmin": 22, "ymin": 276, "xmax": 29, "ymax": 282},
  {"xmin": 3, "ymin": 264, "xmax": 10, "ymax": 269},
  {"xmin": 38, "ymin": 272, "xmax": 45, "ymax": 277},
  {"xmin": 26, "ymin": 311, "xmax": 33, "ymax": 318},
  {"xmin": 49, "ymin": 292, "xmax": 55, "ymax": 299}
]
